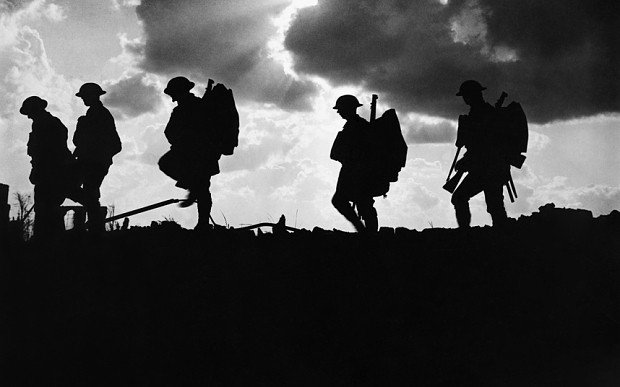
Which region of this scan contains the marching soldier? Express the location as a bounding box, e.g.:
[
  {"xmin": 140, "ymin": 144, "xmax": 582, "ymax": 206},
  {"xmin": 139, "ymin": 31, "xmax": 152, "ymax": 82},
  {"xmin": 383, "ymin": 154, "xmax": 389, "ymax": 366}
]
[
  {"xmin": 71, "ymin": 82, "xmax": 122, "ymax": 235},
  {"xmin": 450, "ymin": 80, "xmax": 510, "ymax": 228},
  {"xmin": 159, "ymin": 76, "xmax": 220, "ymax": 231},
  {"xmin": 330, "ymin": 95, "xmax": 378, "ymax": 233},
  {"xmin": 20, "ymin": 96, "xmax": 74, "ymax": 239}
]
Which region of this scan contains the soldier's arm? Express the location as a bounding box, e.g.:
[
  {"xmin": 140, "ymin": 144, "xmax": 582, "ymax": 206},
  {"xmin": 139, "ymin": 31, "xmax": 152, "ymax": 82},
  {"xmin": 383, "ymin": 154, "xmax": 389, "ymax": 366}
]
[
  {"xmin": 455, "ymin": 115, "xmax": 471, "ymax": 148},
  {"xmin": 330, "ymin": 131, "xmax": 348, "ymax": 163},
  {"xmin": 27, "ymin": 131, "xmax": 35, "ymax": 157},
  {"xmin": 455, "ymin": 152, "xmax": 471, "ymax": 172},
  {"xmin": 163, "ymin": 109, "xmax": 183, "ymax": 145},
  {"xmin": 73, "ymin": 116, "xmax": 85, "ymax": 148}
]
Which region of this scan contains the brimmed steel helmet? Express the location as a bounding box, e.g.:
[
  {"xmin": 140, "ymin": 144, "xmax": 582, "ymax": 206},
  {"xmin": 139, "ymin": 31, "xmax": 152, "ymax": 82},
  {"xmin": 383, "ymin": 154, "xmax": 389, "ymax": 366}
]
[
  {"xmin": 20, "ymin": 96, "xmax": 48, "ymax": 115},
  {"xmin": 164, "ymin": 76, "xmax": 195, "ymax": 96},
  {"xmin": 333, "ymin": 95, "xmax": 363, "ymax": 110},
  {"xmin": 76, "ymin": 82, "xmax": 106, "ymax": 97},
  {"xmin": 456, "ymin": 80, "xmax": 486, "ymax": 96}
]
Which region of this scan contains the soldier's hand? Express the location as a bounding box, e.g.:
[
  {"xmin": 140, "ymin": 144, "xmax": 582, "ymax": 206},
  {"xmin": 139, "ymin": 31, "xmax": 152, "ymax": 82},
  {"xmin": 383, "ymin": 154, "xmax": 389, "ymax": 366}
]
[{"xmin": 455, "ymin": 157, "xmax": 468, "ymax": 172}]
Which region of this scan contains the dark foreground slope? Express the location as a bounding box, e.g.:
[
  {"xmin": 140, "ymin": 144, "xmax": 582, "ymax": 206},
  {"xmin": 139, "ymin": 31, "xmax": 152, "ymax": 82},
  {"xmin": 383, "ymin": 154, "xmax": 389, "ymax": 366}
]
[{"xmin": 1, "ymin": 205, "xmax": 619, "ymax": 386}]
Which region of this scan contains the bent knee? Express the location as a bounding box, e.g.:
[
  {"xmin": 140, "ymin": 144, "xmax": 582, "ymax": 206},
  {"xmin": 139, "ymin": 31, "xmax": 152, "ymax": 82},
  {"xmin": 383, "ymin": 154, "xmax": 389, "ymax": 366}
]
[{"xmin": 451, "ymin": 193, "xmax": 467, "ymax": 207}]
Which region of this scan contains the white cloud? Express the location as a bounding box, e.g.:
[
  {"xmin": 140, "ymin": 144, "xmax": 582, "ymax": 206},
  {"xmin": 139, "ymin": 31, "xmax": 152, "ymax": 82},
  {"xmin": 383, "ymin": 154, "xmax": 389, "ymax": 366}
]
[
  {"xmin": 0, "ymin": 0, "xmax": 66, "ymax": 48},
  {"xmin": 111, "ymin": 0, "xmax": 140, "ymax": 11},
  {"xmin": 527, "ymin": 129, "xmax": 550, "ymax": 153},
  {"xmin": 42, "ymin": 2, "xmax": 65, "ymax": 22},
  {"xmin": 210, "ymin": 159, "xmax": 334, "ymax": 229},
  {"xmin": 110, "ymin": 32, "xmax": 144, "ymax": 68},
  {"xmin": 406, "ymin": 157, "xmax": 444, "ymax": 177},
  {"xmin": 530, "ymin": 177, "xmax": 620, "ymax": 217},
  {"xmin": 575, "ymin": 185, "xmax": 620, "ymax": 216},
  {"xmin": 405, "ymin": 116, "xmax": 456, "ymax": 144}
]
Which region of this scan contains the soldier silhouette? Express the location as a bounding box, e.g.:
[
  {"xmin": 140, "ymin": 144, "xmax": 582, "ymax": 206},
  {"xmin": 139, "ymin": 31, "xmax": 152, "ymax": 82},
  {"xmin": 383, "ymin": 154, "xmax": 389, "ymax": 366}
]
[
  {"xmin": 159, "ymin": 76, "xmax": 220, "ymax": 231},
  {"xmin": 450, "ymin": 80, "xmax": 510, "ymax": 228},
  {"xmin": 69, "ymin": 83, "xmax": 122, "ymax": 235},
  {"xmin": 330, "ymin": 95, "xmax": 378, "ymax": 233},
  {"xmin": 20, "ymin": 96, "xmax": 74, "ymax": 239}
]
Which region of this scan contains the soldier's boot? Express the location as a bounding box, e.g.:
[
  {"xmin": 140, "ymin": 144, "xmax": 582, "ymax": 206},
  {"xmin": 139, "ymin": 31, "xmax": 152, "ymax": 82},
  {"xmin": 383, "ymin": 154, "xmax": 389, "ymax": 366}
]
[
  {"xmin": 195, "ymin": 188, "xmax": 213, "ymax": 231},
  {"xmin": 350, "ymin": 217, "xmax": 366, "ymax": 233},
  {"xmin": 490, "ymin": 210, "xmax": 509, "ymax": 228},
  {"xmin": 359, "ymin": 206, "xmax": 378, "ymax": 233},
  {"xmin": 342, "ymin": 208, "xmax": 365, "ymax": 233},
  {"xmin": 333, "ymin": 197, "xmax": 365, "ymax": 232},
  {"xmin": 364, "ymin": 215, "xmax": 378, "ymax": 233},
  {"xmin": 32, "ymin": 204, "xmax": 53, "ymax": 241},
  {"xmin": 487, "ymin": 193, "xmax": 508, "ymax": 227},
  {"xmin": 50, "ymin": 206, "xmax": 66, "ymax": 237},
  {"xmin": 86, "ymin": 200, "xmax": 105, "ymax": 235},
  {"xmin": 179, "ymin": 189, "xmax": 198, "ymax": 208}
]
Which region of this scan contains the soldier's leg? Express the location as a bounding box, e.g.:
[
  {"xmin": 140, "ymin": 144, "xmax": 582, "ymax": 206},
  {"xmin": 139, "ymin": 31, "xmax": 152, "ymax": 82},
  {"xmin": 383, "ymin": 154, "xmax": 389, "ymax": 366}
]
[
  {"xmin": 33, "ymin": 185, "xmax": 52, "ymax": 238},
  {"xmin": 451, "ymin": 174, "xmax": 484, "ymax": 228},
  {"xmin": 50, "ymin": 186, "xmax": 67, "ymax": 234},
  {"xmin": 82, "ymin": 162, "xmax": 109, "ymax": 234},
  {"xmin": 179, "ymin": 188, "xmax": 198, "ymax": 207},
  {"xmin": 356, "ymin": 197, "xmax": 378, "ymax": 233},
  {"xmin": 484, "ymin": 183, "xmax": 508, "ymax": 226},
  {"xmin": 66, "ymin": 160, "xmax": 86, "ymax": 205},
  {"xmin": 33, "ymin": 184, "xmax": 65, "ymax": 239},
  {"xmin": 332, "ymin": 192, "xmax": 365, "ymax": 232},
  {"xmin": 179, "ymin": 163, "xmax": 202, "ymax": 207},
  {"xmin": 195, "ymin": 179, "xmax": 212, "ymax": 231}
]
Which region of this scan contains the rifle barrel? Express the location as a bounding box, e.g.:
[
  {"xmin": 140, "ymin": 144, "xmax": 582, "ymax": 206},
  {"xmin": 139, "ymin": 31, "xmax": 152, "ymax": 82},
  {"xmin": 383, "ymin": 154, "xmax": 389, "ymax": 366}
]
[
  {"xmin": 104, "ymin": 199, "xmax": 182, "ymax": 223},
  {"xmin": 370, "ymin": 94, "xmax": 378, "ymax": 122},
  {"xmin": 508, "ymin": 175, "xmax": 518, "ymax": 199},
  {"xmin": 446, "ymin": 146, "xmax": 461, "ymax": 182}
]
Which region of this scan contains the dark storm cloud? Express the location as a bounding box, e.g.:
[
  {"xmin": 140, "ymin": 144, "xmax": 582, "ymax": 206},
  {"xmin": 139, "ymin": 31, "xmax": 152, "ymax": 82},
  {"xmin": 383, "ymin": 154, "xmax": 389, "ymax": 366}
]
[
  {"xmin": 133, "ymin": 0, "xmax": 317, "ymax": 111},
  {"xmin": 104, "ymin": 73, "xmax": 162, "ymax": 119},
  {"xmin": 0, "ymin": 0, "xmax": 33, "ymax": 13},
  {"xmin": 285, "ymin": 0, "xmax": 620, "ymax": 124},
  {"xmin": 406, "ymin": 119, "xmax": 455, "ymax": 144}
]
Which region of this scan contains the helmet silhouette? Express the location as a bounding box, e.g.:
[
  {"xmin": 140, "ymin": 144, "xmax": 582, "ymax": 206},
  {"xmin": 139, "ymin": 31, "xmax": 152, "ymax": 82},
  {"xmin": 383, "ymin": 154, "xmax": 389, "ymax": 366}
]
[
  {"xmin": 456, "ymin": 80, "xmax": 486, "ymax": 96},
  {"xmin": 20, "ymin": 96, "xmax": 48, "ymax": 115},
  {"xmin": 333, "ymin": 95, "xmax": 363, "ymax": 110},
  {"xmin": 76, "ymin": 83, "xmax": 106, "ymax": 97},
  {"xmin": 164, "ymin": 76, "xmax": 195, "ymax": 96}
]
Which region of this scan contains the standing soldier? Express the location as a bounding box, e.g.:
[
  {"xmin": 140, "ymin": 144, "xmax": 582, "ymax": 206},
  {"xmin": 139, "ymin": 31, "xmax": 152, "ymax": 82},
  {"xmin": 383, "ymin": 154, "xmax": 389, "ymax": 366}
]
[
  {"xmin": 450, "ymin": 80, "xmax": 510, "ymax": 228},
  {"xmin": 330, "ymin": 95, "xmax": 378, "ymax": 233},
  {"xmin": 71, "ymin": 82, "xmax": 122, "ymax": 235},
  {"xmin": 20, "ymin": 96, "xmax": 74, "ymax": 239},
  {"xmin": 159, "ymin": 76, "xmax": 220, "ymax": 231}
]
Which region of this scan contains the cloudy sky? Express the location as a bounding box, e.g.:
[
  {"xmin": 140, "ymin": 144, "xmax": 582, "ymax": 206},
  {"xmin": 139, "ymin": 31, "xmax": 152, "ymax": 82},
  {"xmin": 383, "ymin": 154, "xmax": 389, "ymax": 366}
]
[{"xmin": 1, "ymin": 0, "xmax": 619, "ymax": 231}]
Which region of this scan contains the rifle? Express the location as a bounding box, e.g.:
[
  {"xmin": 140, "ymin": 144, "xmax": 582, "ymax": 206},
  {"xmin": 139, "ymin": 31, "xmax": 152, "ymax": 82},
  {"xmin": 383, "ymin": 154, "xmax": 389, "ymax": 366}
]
[
  {"xmin": 104, "ymin": 198, "xmax": 181, "ymax": 223},
  {"xmin": 370, "ymin": 94, "xmax": 378, "ymax": 122},
  {"xmin": 494, "ymin": 92, "xmax": 519, "ymax": 203},
  {"xmin": 442, "ymin": 147, "xmax": 462, "ymax": 193},
  {"xmin": 443, "ymin": 113, "xmax": 470, "ymax": 193}
]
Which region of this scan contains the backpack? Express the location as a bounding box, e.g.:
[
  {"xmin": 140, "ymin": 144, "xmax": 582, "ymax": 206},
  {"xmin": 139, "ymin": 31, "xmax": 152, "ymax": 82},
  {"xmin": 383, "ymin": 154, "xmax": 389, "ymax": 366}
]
[
  {"xmin": 495, "ymin": 94, "xmax": 528, "ymax": 168},
  {"xmin": 368, "ymin": 107, "xmax": 408, "ymax": 197},
  {"xmin": 202, "ymin": 80, "xmax": 239, "ymax": 156}
]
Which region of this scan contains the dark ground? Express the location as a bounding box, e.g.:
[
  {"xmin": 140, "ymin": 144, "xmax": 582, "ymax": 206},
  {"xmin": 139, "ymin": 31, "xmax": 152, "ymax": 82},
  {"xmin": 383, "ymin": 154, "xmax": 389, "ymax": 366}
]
[{"xmin": 1, "ymin": 204, "xmax": 619, "ymax": 386}]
